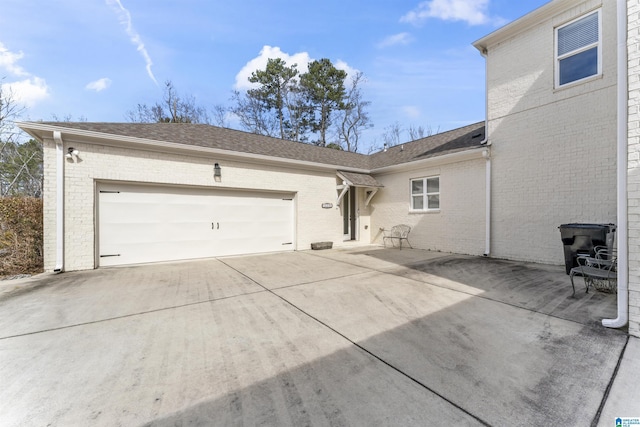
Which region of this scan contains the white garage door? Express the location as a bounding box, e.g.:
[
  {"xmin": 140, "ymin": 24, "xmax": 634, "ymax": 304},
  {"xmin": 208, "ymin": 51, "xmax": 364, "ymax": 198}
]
[{"xmin": 98, "ymin": 183, "xmax": 295, "ymax": 267}]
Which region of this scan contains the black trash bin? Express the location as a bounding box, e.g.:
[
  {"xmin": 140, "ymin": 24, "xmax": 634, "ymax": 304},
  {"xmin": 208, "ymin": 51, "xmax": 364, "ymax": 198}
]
[{"xmin": 558, "ymin": 223, "xmax": 616, "ymax": 274}]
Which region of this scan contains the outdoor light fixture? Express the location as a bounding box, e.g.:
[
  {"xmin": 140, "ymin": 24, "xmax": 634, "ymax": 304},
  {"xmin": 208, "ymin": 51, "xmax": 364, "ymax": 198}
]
[
  {"xmin": 214, "ymin": 163, "xmax": 222, "ymax": 182},
  {"xmin": 66, "ymin": 147, "xmax": 79, "ymax": 161}
]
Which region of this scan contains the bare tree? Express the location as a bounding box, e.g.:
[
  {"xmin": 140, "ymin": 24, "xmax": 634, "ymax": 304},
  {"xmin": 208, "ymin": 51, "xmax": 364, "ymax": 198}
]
[
  {"xmin": 126, "ymin": 80, "xmax": 216, "ymax": 124},
  {"xmin": 0, "ymin": 83, "xmax": 24, "ymax": 152},
  {"xmin": 230, "ymin": 90, "xmax": 279, "ymax": 136},
  {"xmin": 407, "ymin": 124, "xmax": 439, "ymax": 140},
  {"xmin": 334, "ymin": 71, "xmax": 372, "ymax": 153},
  {"xmin": 50, "ymin": 114, "xmax": 87, "ymax": 122},
  {"xmin": 382, "ymin": 121, "xmax": 403, "ymax": 148},
  {"xmin": 407, "ymin": 125, "xmax": 425, "ymax": 141},
  {"xmin": 0, "ymin": 82, "xmax": 43, "ymax": 197},
  {"xmin": 211, "ymin": 104, "xmax": 230, "ymax": 128}
]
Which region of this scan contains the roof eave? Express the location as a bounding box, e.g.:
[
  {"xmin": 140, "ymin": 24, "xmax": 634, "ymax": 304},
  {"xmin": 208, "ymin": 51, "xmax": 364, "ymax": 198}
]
[
  {"xmin": 17, "ymin": 121, "xmax": 372, "ymax": 174},
  {"xmin": 371, "ymin": 147, "xmax": 487, "ymax": 175},
  {"xmin": 473, "ymin": 0, "xmax": 575, "ymax": 52}
]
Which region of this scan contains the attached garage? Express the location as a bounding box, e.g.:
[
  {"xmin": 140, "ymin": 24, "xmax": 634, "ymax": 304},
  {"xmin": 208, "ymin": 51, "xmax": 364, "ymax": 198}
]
[
  {"xmin": 98, "ymin": 183, "xmax": 295, "ymax": 267},
  {"xmin": 20, "ymin": 121, "xmax": 485, "ymax": 273}
]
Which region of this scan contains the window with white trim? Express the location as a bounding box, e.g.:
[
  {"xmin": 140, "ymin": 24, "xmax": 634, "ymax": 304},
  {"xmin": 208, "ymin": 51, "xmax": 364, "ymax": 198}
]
[
  {"xmin": 411, "ymin": 176, "xmax": 439, "ymax": 211},
  {"xmin": 556, "ymin": 10, "xmax": 601, "ymax": 87}
]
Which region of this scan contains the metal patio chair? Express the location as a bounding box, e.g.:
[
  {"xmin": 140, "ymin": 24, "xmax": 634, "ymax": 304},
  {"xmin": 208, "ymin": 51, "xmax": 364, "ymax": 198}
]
[
  {"xmin": 382, "ymin": 224, "xmax": 413, "ymax": 250},
  {"xmin": 569, "ymin": 247, "xmax": 617, "ymax": 295}
]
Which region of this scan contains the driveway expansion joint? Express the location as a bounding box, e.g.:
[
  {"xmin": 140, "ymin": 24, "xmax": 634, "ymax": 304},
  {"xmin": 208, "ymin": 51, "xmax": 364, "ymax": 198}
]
[
  {"xmin": 219, "ymin": 257, "xmax": 493, "ymax": 427},
  {"xmin": 0, "ymin": 288, "xmax": 268, "ymax": 341}
]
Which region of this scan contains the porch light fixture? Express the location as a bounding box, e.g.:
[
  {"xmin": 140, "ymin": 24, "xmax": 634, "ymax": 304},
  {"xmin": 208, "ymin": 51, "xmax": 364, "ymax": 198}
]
[
  {"xmin": 66, "ymin": 147, "xmax": 79, "ymax": 161},
  {"xmin": 214, "ymin": 163, "xmax": 222, "ymax": 182}
]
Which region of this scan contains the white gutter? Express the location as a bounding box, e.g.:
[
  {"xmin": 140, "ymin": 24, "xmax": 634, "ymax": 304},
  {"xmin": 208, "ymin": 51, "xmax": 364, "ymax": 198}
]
[
  {"xmin": 603, "ymin": 0, "xmax": 628, "ymax": 328},
  {"xmin": 372, "ymin": 147, "xmax": 486, "ymax": 175},
  {"xmin": 53, "ymin": 131, "xmax": 64, "ymax": 273}
]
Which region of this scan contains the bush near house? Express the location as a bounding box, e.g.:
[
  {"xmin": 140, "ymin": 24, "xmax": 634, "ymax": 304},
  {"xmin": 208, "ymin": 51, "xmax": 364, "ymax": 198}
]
[{"xmin": 0, "ymin": 197, "xmax": 43, "ymax": 278}]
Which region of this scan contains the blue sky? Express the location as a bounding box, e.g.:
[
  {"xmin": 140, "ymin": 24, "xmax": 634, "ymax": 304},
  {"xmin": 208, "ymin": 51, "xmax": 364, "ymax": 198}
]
[{"xmin": 1, "ymin": 0, "xmax": 550, "ymax": 150}]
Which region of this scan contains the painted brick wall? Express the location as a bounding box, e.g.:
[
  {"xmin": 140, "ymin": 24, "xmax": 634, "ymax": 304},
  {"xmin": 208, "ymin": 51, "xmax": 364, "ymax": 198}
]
[
  {"xmin": 370, "ymin": 155, "xmax": 487, "ymax": 255},
  {"xmin": 42, "ymin": 138, "xmax": 58, "ymax": 272},
  {"xmin": 42, "ymin": 136, "xmax": 346, "ymax": 271},
  {"xmin": 627, "ymin": 0, "xmax": 640, "ymax": 337},
  {"xmin": 486, "ymin": 0, "xmax": 617, "ymax": 265}
]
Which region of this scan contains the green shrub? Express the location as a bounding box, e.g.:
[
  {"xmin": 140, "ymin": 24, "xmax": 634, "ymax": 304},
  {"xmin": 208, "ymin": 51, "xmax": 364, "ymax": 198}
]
[{"xmin": 0, "ymin": 197, "xmax": 43, "ymax": 277}]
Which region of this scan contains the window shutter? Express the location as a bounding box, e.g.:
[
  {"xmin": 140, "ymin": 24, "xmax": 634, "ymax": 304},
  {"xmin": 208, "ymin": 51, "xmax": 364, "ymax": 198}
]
[{"xmin": 558, "ymin": 12, "xmax": 598, "ymax": 56}]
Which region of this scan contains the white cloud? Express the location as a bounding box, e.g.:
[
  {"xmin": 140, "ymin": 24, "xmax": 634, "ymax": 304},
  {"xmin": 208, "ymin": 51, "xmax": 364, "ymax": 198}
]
[
  {"xmin": 402, "ymin": 106, "xmax": 422, "ymax": 119},
  {"xmin": 234, "ymin": 46, "xmax": 311, "ymax": 90},
  {"xmin": 0, "ymin": 42, "xmax": 29, "ymax": 77},
  {"xmin": 6, "ymin": 77, "xmax": 50, "ymax": 107},
  {"xmin": 235, "ymin": 46, "xmax": 359, "ymax": 91},
  {"xmin": 377, "ymin": 32, "xmax": 413, "ymax": 48},
  {"xmin": 0, "ymin": 42, "xmax": 50, "ymax": 107},
  {"xmin": 401, "ymin": 0, "xmax": 491, "ymax": 26},
  {"xmin": 106, "ymin": 0, "xmax": 157, "ymax": 85},
  {"xmin": 334, "ymin": 60, "xmax": 359, "ymax": 80},
  {"xmin": 86, "ymin": 78, "xmax": 112, "ymax": 92}
]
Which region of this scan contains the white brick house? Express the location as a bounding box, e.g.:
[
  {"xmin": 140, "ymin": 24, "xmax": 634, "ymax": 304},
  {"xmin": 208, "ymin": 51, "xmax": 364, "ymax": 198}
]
[
  {"xmin": 626, "ymin": 0, "xmax": 640, "ymax": 336},
  {"xmin": 473, "ymin": 0, "xmax": 618, "ymax": 266},
  {"xmin": 474, "ymin": 0, "xmax": 639, "ymax": 336},
  {"xmin": 18, "ymin": 121, "xmax": 488, "ymax": 272},
  {"xmin": 19, "ymin": 0, "xmax": 640, "ymax": 336}
]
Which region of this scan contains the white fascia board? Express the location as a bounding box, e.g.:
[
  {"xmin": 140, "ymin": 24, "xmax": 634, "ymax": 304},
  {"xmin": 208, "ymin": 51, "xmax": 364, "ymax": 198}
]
[
  {"xmin": 371, "ymin": 147, "xmax": 487, "ymax": 176},
  {"xmin": 473, "ymin": 0, "xmax": 577, "ymax": 52},
  {"xmin": 17, "ymin": 122, "xmax": 371, "ymax": 174}
]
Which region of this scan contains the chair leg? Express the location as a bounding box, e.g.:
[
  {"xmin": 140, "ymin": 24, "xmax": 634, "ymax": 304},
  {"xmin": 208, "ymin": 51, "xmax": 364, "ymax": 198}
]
[{"xmin": 570, "ymin": 272, "xmax": 576, "ymax": 295}]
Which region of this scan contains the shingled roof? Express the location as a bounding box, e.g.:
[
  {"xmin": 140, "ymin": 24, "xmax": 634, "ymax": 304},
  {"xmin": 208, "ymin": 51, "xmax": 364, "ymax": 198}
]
[
  {"xmin": 369, "ymin": 121, "xmax": 485, "ymax": 169},
  {"xmin": 21, "ymin": 121, "xmax": 485, "ymax": 172}
]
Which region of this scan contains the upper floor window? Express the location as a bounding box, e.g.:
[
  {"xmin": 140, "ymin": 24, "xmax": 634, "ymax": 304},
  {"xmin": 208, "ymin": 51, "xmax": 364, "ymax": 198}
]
[
  {"xmin": 556, "ymin": 10, "xmax": 601, "ymax": 87},
  {"xmin": 411, "ymin": 176, "xmax": 439, "ymax": 211}
]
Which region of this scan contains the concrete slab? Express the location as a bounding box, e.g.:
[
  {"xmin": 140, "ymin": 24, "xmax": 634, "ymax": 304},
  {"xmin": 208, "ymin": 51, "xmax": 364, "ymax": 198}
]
[
  {"xmin": 0, "ymin": 258, "xmax": 262, "ymax": 337},
  {"xmin": 221, "ymin": 251, "xmax": 370, "ymax": 290},
  {"xmin": 597, "ymin": 336, "xmax": 640, "ymax": 425},
  {"xmin": 387, "ymin": 253, "xmax": 618, "ymax": 325},
  {"xmin": 308, "ymin": 246, "xmax": 452, "ymax": 271},
  {"xmin": 274, "ymin": 270, "xmax": 627, "ymax": 426},
  {"xmin": 0, "ymin": 289, "xmax": 480, "ymax": 426},
  {"xmin": 0, "ymin": 249, "xmax": 630, "ymax": 426}
]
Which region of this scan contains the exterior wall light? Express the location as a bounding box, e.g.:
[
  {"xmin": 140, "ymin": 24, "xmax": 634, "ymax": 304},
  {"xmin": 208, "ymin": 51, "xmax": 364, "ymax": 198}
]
[
  {"xmin": 66, "ymin": 147, "xmax": 79, "ymax": 161},
  {"xmin": 214, "ymin": 163, "xmax": 222, "ymax": 182}
]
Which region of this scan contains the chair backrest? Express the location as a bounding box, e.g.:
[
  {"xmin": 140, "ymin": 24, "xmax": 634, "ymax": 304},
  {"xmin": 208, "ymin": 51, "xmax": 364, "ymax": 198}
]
[{"xmin": 392, "ymin": 224, "xmax": 411, "ymax": 238}]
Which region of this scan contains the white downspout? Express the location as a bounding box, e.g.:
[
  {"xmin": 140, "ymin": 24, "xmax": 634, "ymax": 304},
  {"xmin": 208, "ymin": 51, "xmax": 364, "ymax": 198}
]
[
  {"xmin": 483, "ymin": 150, "xmax": 491, "ymax": 256},
  {"xmin": 480, "ymin": 48, "xmax": 491, "ymax": 256},
  {"xmin": 53, "ymin": 131, "xmax": 64, "ymax": 273},
  {"xmin": 603, "ymin": 0, "xmax": 628, "ymax": 328}
]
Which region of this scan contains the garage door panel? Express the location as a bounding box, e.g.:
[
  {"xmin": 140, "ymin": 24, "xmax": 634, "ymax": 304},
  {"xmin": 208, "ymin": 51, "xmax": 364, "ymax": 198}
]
[{"xmin": 98, "ymin": 184, "xmax": 295, "ymax": 267}]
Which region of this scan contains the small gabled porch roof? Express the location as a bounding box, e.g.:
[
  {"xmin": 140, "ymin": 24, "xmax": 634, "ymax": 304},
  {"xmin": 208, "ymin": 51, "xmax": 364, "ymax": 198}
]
[{"xmin": 336, "ymin": 171, "xmax": 383, "ymax": 208}]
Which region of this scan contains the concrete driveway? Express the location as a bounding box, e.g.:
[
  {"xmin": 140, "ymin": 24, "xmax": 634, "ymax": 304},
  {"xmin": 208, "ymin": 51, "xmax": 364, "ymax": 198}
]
[{"xmin": 0, "ymin": 247, "xmax": 630, "ymax": 426}]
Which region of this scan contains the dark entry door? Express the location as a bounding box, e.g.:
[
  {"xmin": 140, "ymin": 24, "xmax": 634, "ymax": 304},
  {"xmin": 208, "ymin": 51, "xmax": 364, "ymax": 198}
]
[{"xmin": 342, "ymin": 188, "xmax": 356, "ymax": 241}]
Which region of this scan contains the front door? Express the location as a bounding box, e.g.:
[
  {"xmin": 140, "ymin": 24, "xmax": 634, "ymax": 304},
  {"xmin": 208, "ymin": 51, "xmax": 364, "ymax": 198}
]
[{"xmin": 342, "ymin": 188, "xmax": 357, "ymax": 241}]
